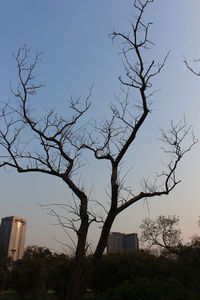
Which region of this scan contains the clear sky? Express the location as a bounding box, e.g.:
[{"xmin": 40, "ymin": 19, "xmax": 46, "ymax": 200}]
[{"xmin": 0, "ymin": 0, "xmax": 200, "ymax": 252}]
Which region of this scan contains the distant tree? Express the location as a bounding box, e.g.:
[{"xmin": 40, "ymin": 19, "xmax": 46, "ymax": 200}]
[
  {"xmin": 0, "ymin": 245, "xmax": 10, "ymax": 293},
  {"xmin": 95, "ymin": 277, "xmax": 188, "ymax": 300},
  {"xmin": 23, "ymin": 245, "xmax": 53, "ymax": 261},
  {"xmin": 188, "ymin": 234, "xmax": 200, "ymax": 248},
  {"xmin": 12, "ymin": 247, "xmax": 73, "ymax": 300},
  {"xmin": 175, "ymin": 237, "xmax": 200, "ymax": 297},
  {"xmin": 0, "ymin": 245, "xmax": 9, "ymax": 270},
  {"xmin": 12, "ymin": 247, "xmax": 53, "ymax": 300},
  {"xmin": 91, "ymin": 253, "xmax": 133, "ymax": 293},
  {"xmin": 140, "ymin": 215, "xmax": 182, "ymax": 254},
  {"xmin": 0, "ymin": 268, "xmax": 6, "ymax": 295},
  {"xmin": 0, "ymin": 1, "xmax": 196, "ymax": 299},
  {"xmin": 91, "ymin": 251, "xmax": 173, "ymax": 295},
  {"xmin": 49, "ymin": 254, "xmax": 72, "ymax": 300},
  {"xmin": 184, "ymin": 57, "xmax": 200, "ymax": 76}
]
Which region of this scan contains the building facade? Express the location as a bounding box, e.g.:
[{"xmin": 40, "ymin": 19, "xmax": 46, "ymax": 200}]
[
  {"xmin": 107, "ymin": 232, "xmax": 139, "ymax": 253},
  {"xmin": 0, "ymin": 216, "xmax": 27, "ymax": 261}
]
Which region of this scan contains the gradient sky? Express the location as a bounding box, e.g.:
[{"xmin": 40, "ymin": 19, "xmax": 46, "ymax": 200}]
[{"xmin": 0, "ymin": 0, "xmax": 200, "ymax": 253}]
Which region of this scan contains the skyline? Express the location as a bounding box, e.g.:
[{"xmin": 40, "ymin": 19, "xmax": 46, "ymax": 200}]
[
  {"xmin": 0, "ymin": 216, "xmax": 27, "ymax": 260},
  {"xmin": 0, "ymin": 0, "xmax": 200, "ymax": 252}
]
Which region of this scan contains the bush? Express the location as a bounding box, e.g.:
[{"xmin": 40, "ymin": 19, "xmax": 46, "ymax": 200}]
[
  {"xmin": 95, "ymin": 278, "xmax": 188, "ymax": 300},
  {"xmin": 49, "ymin": 260, "xmax": 71, "ymax": 300},
  {"xmin": 0, "ymin": 268, "xmax": 6, "ymax": 294}
]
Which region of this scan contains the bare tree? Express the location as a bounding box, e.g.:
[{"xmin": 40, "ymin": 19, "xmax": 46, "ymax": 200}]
[
  {"xmin": 140, "ymin": 215, "xmax": 182, "ymax": 255},
  {"xmin": 0, "ymin": 1, "xmax": 197, "ymax": 299},
  {"xmin": 184, "ymin": 57, "xmax": 200, "ymax": 76}
]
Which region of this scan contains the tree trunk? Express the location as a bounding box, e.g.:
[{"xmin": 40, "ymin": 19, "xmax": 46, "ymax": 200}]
[
  {"xmin": 66, "ymin": 211, "xmax": 117, "ymax": 300},
  {"xmin": 66, "ymin": 193, "xmax": 90, "ymax": 300},
  {"xmin": 66, "ymin": 263, "xmax": 84, "ymax": 300}
]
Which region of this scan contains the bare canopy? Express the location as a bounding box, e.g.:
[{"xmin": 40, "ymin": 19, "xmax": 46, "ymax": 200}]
[
  {"xmin": 140, "ymin": 215, "xmax": 182, "ymax": 255},
  {"xmin": 0, "ymin": 1, "xmax": 197, "ymax": 299}
]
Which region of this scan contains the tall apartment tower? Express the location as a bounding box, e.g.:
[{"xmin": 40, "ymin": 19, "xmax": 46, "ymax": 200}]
[
  {"xmin": 107, "ymin": 232, "xmax": 139, "ymax": 254},
  {"xmin": 0, "ymin": 216, "xmax": 27, "ymax": 261}
]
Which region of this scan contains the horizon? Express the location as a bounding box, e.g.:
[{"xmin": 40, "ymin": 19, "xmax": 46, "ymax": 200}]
[{"xmin": 0, "ymin": 0, "xmax": 200, "ymax": 253}]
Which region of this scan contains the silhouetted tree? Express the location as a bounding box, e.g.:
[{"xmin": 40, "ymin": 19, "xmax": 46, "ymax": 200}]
[
  {"xmin": 93, "ymin": 252, "xmax": 188, "ymax": 300},
  {"xmin": 94, "ymin": 277, "xmax": 188, "ymax": 300},
  {"xmin": 0, "ymin": 268, "xmax": 6, "ymax": 295},
  {"xmin": 23, "ymin": 245, "xmax": 53, "ymax": 261},
  {"xmin": 11, "ymin": 247, "xmax": 55, "ymax": 300},
  {"xmin": 91, "ymin": 251, "xmax": 173, "ymax": 295},
  {"xmin": 0, "ymin": 245, "xmax": 10, "ymax": 293},
  {"xmin": 174, "ymin": 238, "xmax": 200, "ymax": 298},
  {"xmin": 49, "ymin": 254, "xmax": 72, "ymax": 300},
  {"xmin": 184, "ymin": 57, "xmax": 200, "ymax": 76},
  {"xmin": 140, "ymin": 215, "xmax": 182, "ymax": 254},
  {"xmin": 0, "ymin": 1, "xmax": 196, "ymax": 299}
]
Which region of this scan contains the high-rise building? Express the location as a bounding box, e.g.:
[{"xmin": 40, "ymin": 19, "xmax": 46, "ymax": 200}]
[
  {"xmin": 0, "ymin": 216, "xmax": 27, "ymax": 261},
  {"xmin": 107, "ymin": 232, "xmax": 139, "ymax": 254},
  {"xmin": 123, "ymin": 233, "xmax": 139, "ymax": 252}
]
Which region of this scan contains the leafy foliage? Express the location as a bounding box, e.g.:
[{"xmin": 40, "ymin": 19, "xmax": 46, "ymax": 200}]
[
  {"xmin": 95, "ymin": 278, "xmax": 188, "ymax": 300},
  {"xmin": 0, "ymin": 237, "xmax": 199, "ymax": 299}
]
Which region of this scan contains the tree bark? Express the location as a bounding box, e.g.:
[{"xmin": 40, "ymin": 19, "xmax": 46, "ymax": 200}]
[
  {"xmin": 67, "ymin": 211, "xmax": 117, "ymax": 300},
  {"xmin": 66, "ymin": 191, "xmax": 89, "ymax": 300}
]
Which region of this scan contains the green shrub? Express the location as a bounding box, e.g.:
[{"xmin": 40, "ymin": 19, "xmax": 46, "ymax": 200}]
[{"xmin": 95, "ymin": 278, "xmax": 188, "ymax": 300}]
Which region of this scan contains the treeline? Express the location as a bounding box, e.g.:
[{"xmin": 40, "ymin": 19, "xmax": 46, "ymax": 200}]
[
  {"xmin": 0, "ymin": 246, "xmax": 71, "ymax": 299},
  {"xmin": 0, "ymin": 215, "xmax": 200, "ymax": 299},
  {"xmin": 0, "ymin": 240, "xmax": 200, "ymax": 300},
  {"xmin": 93, "ymin": 243, "xmax": 200, "ymax": 300}
]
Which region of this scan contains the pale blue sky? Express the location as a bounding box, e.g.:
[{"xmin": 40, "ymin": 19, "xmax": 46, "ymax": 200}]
[{"xmin": 0, "ymin": 0, "xmax": 200, "ymax": 252}]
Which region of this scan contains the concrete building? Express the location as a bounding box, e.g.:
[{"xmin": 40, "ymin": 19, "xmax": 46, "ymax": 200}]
[
  {"xmin": 0, "ymin": 216, "xmax": 27, "ymax": 261},
  {"xmin": 107, "ymin": 232, "xmax": 139, "ymax": 254}
]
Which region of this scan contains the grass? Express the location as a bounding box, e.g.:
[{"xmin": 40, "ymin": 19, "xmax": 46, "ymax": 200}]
[
  {"xmin": 0, "ymin": 290, "xmax": 95, "ymax": 300},
  {"xmin": 0, "ymin": 290, "xmax": 19, "ymax": 300},
  {"xmin": 0, "ymin": 290, "xmax": 58, "ymax": 300}
]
